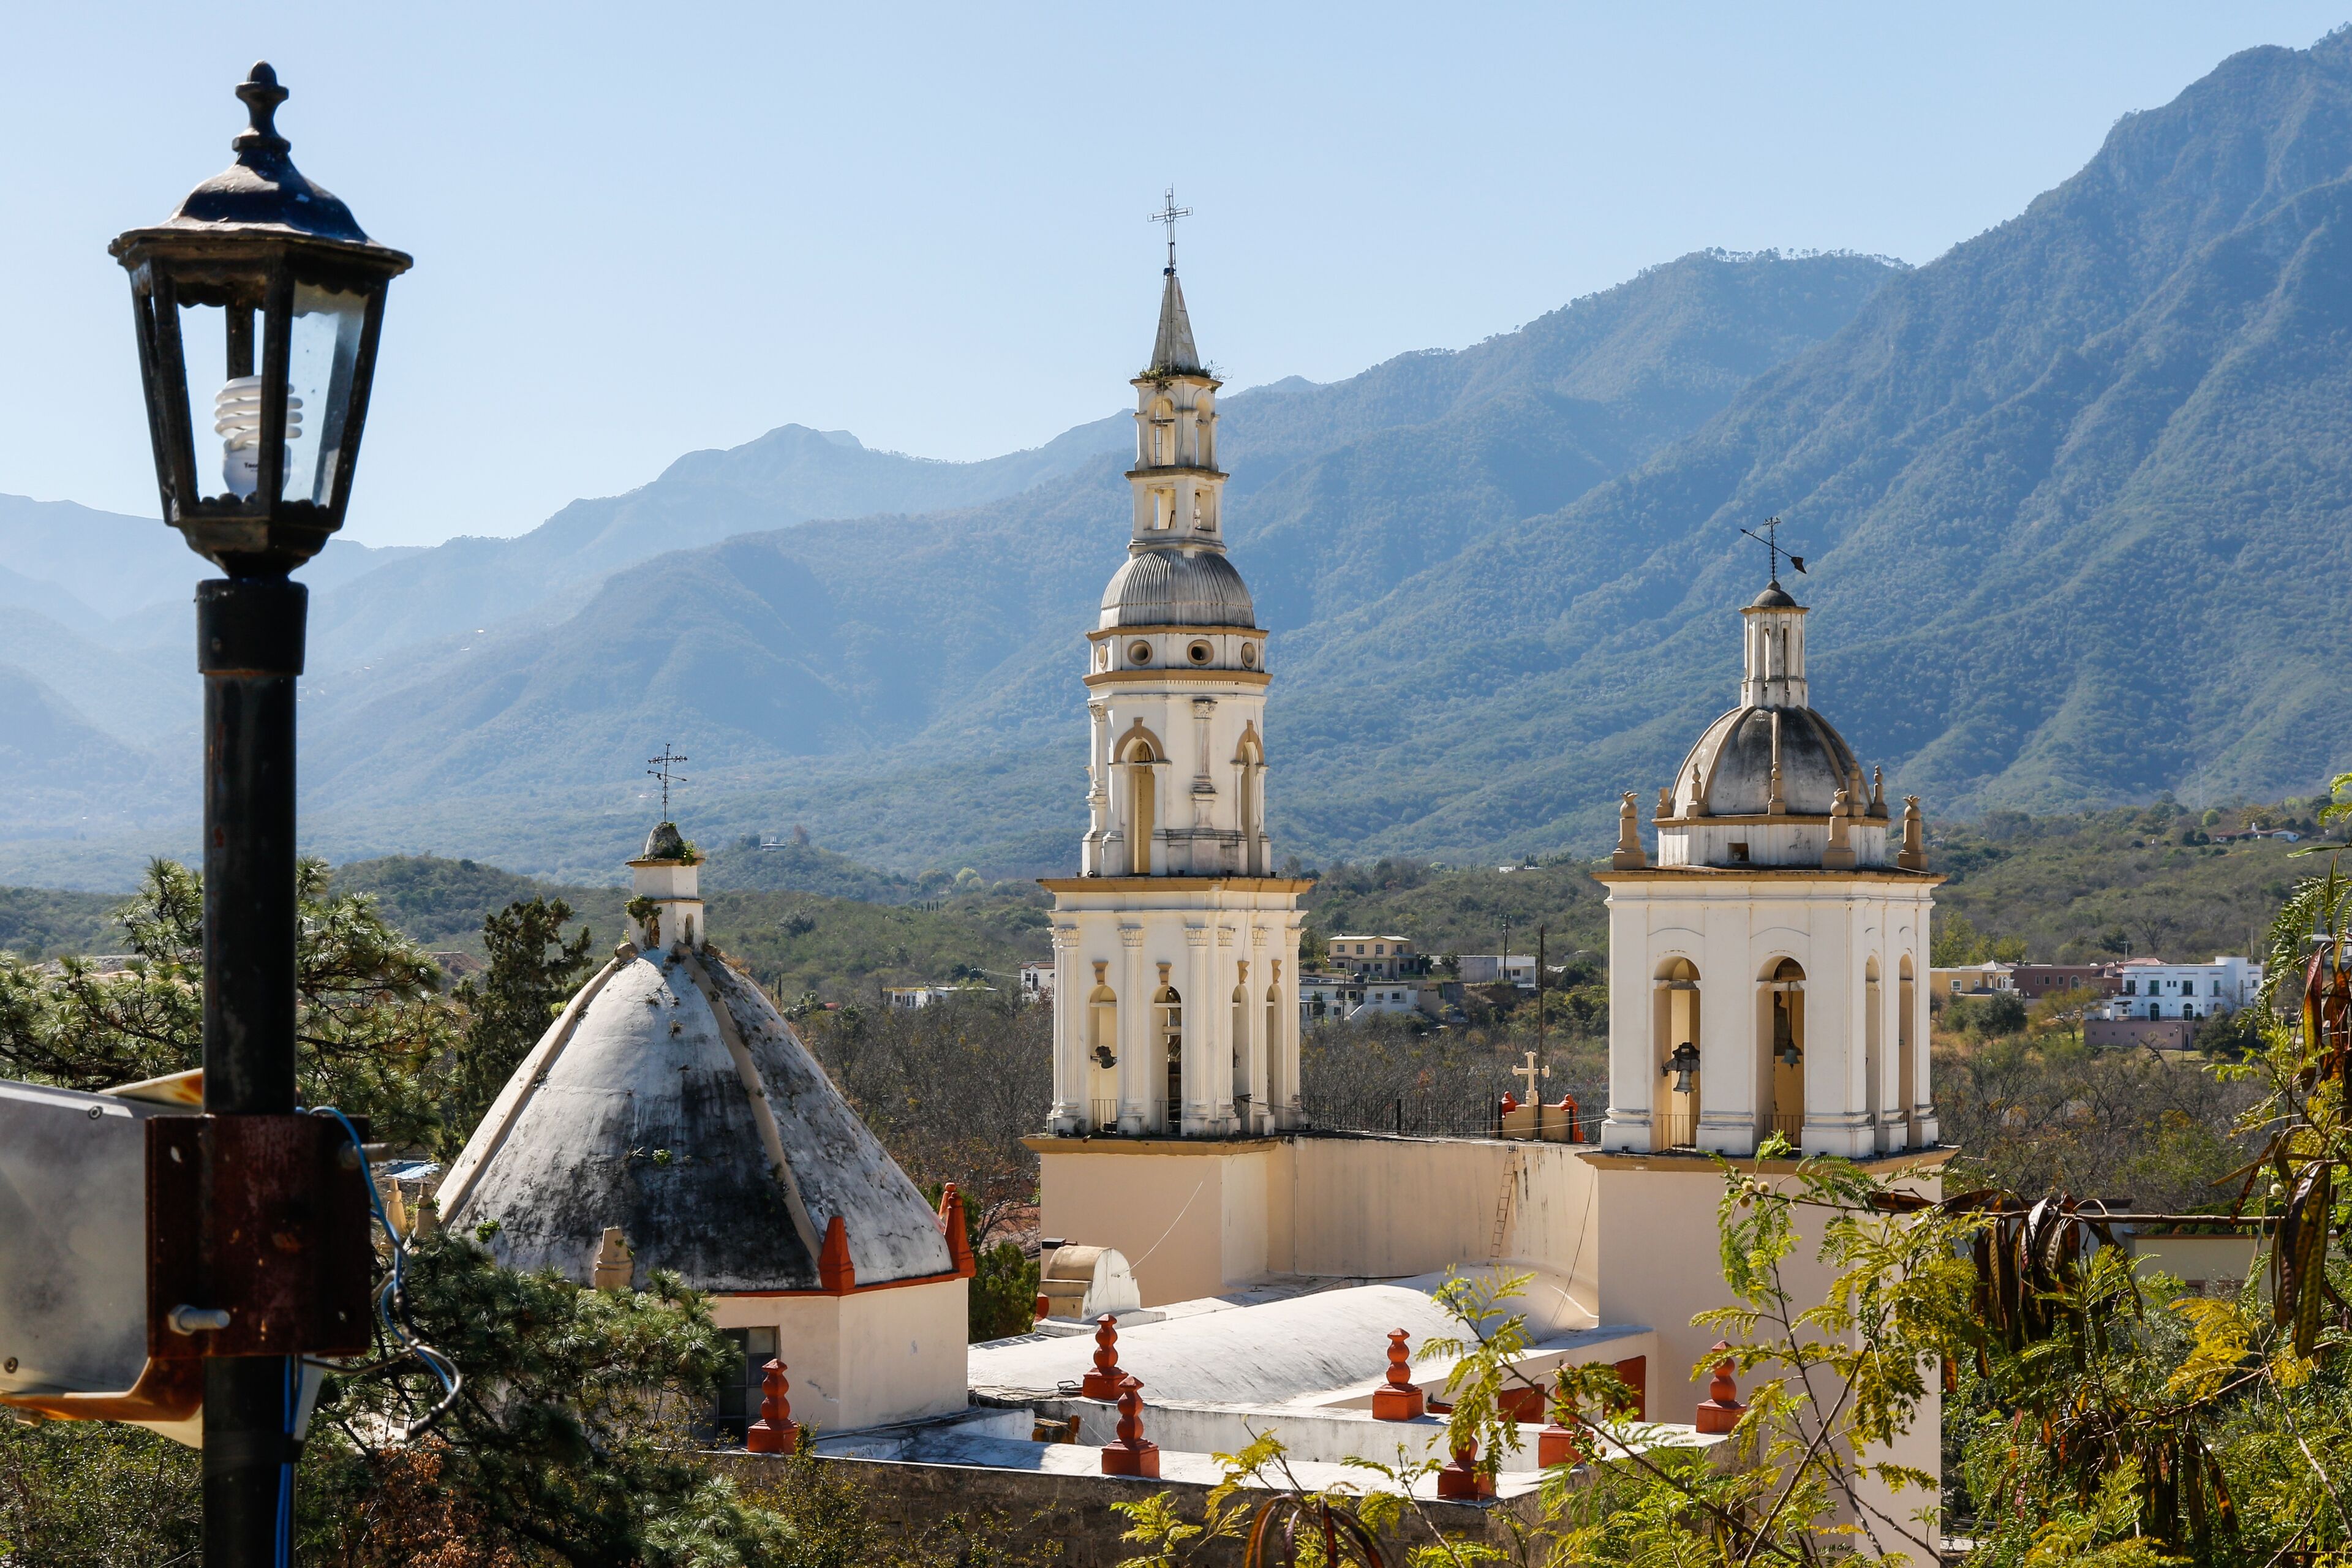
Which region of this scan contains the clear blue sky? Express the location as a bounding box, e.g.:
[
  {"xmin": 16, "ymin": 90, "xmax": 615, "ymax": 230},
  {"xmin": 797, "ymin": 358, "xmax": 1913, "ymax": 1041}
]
[{"xmin": 2, "ymin": 4, "xmax": 2345, "ymax": 548}]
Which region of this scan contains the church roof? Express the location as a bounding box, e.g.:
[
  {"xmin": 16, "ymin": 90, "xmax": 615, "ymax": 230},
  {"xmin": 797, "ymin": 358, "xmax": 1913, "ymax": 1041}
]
[
  {"xmin": 1099, "ymin": 546, "xmax": 1257, "ymax": 628},
  {"xmin": 1147, "ymin": 270, "xmax": 1205, "ymax": 377},
  {"xmin": 439, "ymin": 929, "xmax": 953, "ymax": 1294},
  {"xmin": 1749, "ymin": 580, "xmax": 1798, "ymax": 609},
  {"xmin": 1674, "ymin": 703, "xmax": 1860, "ymax": 818}
]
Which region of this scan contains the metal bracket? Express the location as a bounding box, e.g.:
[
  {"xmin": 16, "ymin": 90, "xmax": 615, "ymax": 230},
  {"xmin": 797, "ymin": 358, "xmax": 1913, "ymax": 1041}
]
[{"xmin": 147, "ymin": 1114, "xmax": 373, "ymax": 1359}]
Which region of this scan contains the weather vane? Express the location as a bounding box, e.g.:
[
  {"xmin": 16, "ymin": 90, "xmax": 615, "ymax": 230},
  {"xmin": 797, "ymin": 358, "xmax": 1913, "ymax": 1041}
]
[
  {"xmin": 1148, "ymin": 186, "xmax": 1190, "ymax": 274},
  {"xmin": 647, "ymin": 744, "xmax": 690, "ymax": 818},
  {"xmin": 1737, "ymin": 516, "xmax": 1806, "ymax": 584}
]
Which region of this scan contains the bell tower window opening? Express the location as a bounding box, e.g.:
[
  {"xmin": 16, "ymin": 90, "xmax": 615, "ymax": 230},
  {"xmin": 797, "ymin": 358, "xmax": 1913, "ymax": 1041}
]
[
  {"xmin": 1763, "ymin": 958, "xmax": 1806, "ymax": 1147},
  {"xmin": 1155, "ymin": 970, "xmax": 1183, "ymax": 1134},
  {"xmin": 1654, "ymin": 958, "xmax": 1700, "ymax": 1152},
  {"xmin": 1117, "ymin": 728, "xmax": 1160, "ymax": 876},
  {"xmin": 1898, "ymin": 954, "xmax": 1918, "ymax": 1147},
  {"xmin": 1864, "ymin": 956, "xmax": 1883, "ymax": 1152}
]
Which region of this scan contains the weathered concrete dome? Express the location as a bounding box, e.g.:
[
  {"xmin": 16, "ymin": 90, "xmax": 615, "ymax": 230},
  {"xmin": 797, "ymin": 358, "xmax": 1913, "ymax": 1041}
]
[
  {"xmin": 1099, "ymin": 546, "xmax": 1256, "ymax": 629},
  {"xmin": 1672, "ymin": 703, "xmax": 1861, "ymax": 818},
  {"xmin": 438, "ymin": 944, "xmax": 952, "ymax": 1292}
]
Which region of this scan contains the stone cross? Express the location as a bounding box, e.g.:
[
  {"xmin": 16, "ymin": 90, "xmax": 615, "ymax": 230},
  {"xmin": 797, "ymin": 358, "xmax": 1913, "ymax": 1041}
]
[{"xmin": 1511, "ymin": 1050, "xmax": 1550, "ymax": 1103}]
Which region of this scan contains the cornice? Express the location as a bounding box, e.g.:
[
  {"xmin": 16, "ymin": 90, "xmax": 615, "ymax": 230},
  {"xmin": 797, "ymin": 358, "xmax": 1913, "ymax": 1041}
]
[
  {"xmin": 1087, "ymin": 624, "xmax": 1261, "ymax": 641},
  {"xmin": 1038, "ymin": 875, "xmax": 1314, "ymax": 894},
  {"xmin": 1025, "ymin": 1133, "xmax": 1281, "ymax": 1157},
  {"xmin": 1593, "ymin": 867, "xmax": 1945, "ymax": 886},
  {"xmin": 1083, "ymin": 669, "xmax": 1273, "ymax": 690},
  {"xmin": 1125, "ymin": 464, "xmax": 1228, "ymax": 481},
  {"xmin": 1576, "ymin": 1144, "xmax": 1957, "ymax": 1175}
]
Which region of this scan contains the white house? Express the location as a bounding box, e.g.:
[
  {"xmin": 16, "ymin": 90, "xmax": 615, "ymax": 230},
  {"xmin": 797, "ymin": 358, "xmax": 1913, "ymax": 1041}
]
[
  {"xmin": 2100, "ymin": 957, "xmax": 2263, "ymax": 1020},
  {"xmin": 1457, "ymin": 954, "xmax": 1538, "ymax": 987}
]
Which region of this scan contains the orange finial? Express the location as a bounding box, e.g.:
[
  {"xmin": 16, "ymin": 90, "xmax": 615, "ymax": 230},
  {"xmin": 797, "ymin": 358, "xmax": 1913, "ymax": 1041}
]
[
  {"xmin": 745, "ymin": 1359, "xmax": 797, "ymax": 1455},
  {"xmin": 818, "ymin": 1214, "xmax": 856, "ymax": 1294},
  {"xmin": 1371, "ymin": 1328, "xmax": 1427, "ymax": 1420},
  {"xmin": 936, "ymin": 1182, "xmax": 976, "ymax": 1278},
  {"xmin": 1100, "ymin": 1374, "xmax": 1161, "ymax": 1477},
  {"xmin": 1436, "ymin": 1433, "xmax": 1493, "ymax": 1499},
  {"xmin": 1538, "ymin": 1367, "xmax": 1591, "ymax": 1468},
  {"xmin": 1080, "ymin": 1313, "xmax": 1127, "ymax": 1400},
  {"xmin": 1695, "ymin": 1340, "xmax": 1747, "ymax": 1434}
]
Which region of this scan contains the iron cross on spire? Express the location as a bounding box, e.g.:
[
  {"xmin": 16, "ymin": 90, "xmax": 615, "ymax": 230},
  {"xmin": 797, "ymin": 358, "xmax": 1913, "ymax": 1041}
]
[
  {"xmin": 1148, "ymin": 186, "xmax": 1191, "ymax": 275},
  {"xmin": 647, "ymin": 745, "xmax": 690, "ymax": 818},
  {"xmin": 1737, "ymin": 515, "xmax": 1807, "ymax": 586}
]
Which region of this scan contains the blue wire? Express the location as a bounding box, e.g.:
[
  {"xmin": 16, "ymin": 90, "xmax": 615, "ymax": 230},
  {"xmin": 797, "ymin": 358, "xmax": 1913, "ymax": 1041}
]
[{"xmin": 277, "ymin": 1356, "xmax": 295, "ymax": 1568}]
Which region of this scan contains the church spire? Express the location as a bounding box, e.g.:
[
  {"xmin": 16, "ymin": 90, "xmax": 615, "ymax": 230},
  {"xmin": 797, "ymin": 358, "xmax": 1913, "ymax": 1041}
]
[{"xmin": 1144, "ymin": 187, "xmax": 1204, "ymax": 377}]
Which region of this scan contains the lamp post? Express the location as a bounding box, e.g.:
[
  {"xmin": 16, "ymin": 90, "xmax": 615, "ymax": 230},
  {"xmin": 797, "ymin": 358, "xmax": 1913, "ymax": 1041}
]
[{"xmin": 112, "ymin": 63, "xmax": 408, "ymax": 1567}]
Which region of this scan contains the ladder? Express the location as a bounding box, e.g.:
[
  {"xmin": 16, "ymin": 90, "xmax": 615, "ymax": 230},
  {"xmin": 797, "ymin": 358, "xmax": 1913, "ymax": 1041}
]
[{"xmin": 1488, "ymin": 1147, "xmax": 1522, "ymax": 1257}]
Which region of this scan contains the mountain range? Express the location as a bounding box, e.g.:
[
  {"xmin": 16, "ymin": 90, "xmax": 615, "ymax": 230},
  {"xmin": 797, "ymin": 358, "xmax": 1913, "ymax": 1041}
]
[{"xmin": 9, "ymin": 30, "xmax": 2352, "ymax": 890}]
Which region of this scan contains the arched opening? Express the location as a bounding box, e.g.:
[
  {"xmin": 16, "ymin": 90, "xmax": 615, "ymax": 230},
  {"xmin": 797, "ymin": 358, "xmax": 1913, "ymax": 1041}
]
[
  {"xmin": 1155, "ymin": 970, "xmax": 1183, "ymax": 1134},
  {"xmin": 1265, "ymin": 982, "xmax": 1282, "ymax": 1114},
  {"xmin": 1235, "ymin": 726, "xmax": 1265, "ymax": 876},
  {"xmin": 1763, "ymin": 959, "xmax": 1806, "ymax": 1147},
  {"xmin": 1654, "ymin": 958, "xmax": 1700, "ymax": 1152},
  {"xmin": 1864, "ymin": 956, "xmax": 1883, "ymax": 1154},
  {"xmin": 1231, "ymin": 971, "xmax": 1251, "ymax": 1125},
  {"xmin": 1087, "ymin": 970, "xmax": 1119, "ymax": 1133},
  {"xmin": 1150, "ymin": 398, "xmax": 1174, "ymax": 466},
  {"xmin": 1898, "ymin": 955, "xmax": 1917, "ymax": 1148},
  {"xmin": 1117, "ymin": 726, "xmax": 1161, "ymax": 876}
]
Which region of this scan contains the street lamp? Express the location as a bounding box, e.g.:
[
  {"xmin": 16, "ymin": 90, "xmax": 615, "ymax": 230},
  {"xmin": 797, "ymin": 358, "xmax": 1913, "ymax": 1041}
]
[{"xmin": 112, "ymin": 62, "xmax": 407, "ymax": 1568}]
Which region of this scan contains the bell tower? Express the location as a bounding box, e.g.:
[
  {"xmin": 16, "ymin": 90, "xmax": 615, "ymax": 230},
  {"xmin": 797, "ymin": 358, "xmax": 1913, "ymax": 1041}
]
[{"xmin": 1041, "ymin": 213, "xmax": 1308, "ymax": 1140}]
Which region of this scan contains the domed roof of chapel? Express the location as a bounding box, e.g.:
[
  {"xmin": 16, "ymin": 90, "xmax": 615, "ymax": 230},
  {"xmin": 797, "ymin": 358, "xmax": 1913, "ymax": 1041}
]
[
  {"xmin": 1099, "ymin": 546, "xmax": 1257, "ymax": 629},
  {"xmin": 437, "ymin": 886, "xmax": 954, "ymax": 1294}
]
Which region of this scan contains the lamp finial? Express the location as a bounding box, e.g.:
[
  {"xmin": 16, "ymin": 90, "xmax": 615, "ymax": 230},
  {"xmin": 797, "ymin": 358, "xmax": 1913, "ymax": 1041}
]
[{"xmin": 233, "ymin": 62, "xmax": 291, "ymax": 158}]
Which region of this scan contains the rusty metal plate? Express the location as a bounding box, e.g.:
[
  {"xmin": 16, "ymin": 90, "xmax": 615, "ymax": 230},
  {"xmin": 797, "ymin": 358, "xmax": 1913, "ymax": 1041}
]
[{"xmin": 148, "ymin": 1114, "xmax": 373, "ymax": 1359}]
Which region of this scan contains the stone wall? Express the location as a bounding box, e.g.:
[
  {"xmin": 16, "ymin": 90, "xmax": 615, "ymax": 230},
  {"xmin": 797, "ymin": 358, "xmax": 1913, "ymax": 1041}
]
[{"xmin": 706, "ymin": 1450, "xmax": 1540, "ymax": 1568}]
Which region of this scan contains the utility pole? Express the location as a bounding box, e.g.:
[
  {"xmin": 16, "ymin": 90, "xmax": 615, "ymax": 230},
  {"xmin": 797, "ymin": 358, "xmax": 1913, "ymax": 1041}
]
[{"xmin": 1534, "ymin": 924, "xmax": 1547, "ymax": 1142}]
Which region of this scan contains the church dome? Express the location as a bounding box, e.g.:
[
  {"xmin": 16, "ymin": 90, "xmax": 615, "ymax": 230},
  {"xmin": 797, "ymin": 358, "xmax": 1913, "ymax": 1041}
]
[
  {"xmin": 1673, "ymin": 703, "xmax": 1860, "ymax": 817},
  {"xmin": 438, "ymin": 939, "xmax": 954, "ymax": 1293},
  {"xmin": 1099, "ymin": 546, "xmax": 1257, "ymax": 629}
]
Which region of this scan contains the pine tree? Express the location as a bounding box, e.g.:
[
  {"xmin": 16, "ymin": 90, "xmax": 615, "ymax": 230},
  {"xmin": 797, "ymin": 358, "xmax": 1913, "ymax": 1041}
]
[{"xmin": 445, "ymin": 897, "xmax": 593, "ymax": 1155}]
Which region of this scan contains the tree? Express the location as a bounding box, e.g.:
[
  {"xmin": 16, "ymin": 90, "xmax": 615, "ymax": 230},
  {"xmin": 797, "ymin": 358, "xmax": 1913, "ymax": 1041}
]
[
  {"xmin": 445, "ymin": 896, "xmax": 595, "ymax": 1154},
  {"xmin": 2027, "ymin": 983, "xmax": 2103, "ymax": 1044},
  {"xmin": 0, "ymin": 858, "xmax": 455, "ymax": 1147}
]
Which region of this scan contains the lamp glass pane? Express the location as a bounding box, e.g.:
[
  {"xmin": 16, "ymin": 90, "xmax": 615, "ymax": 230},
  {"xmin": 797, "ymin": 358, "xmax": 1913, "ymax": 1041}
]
[
  {"xmin": 175, "ymin": 300, "xmax": 235, "ymax": 503},
  {"xmin": 282, "ymin": 284, "xmax": 367, "ymax": 505}
]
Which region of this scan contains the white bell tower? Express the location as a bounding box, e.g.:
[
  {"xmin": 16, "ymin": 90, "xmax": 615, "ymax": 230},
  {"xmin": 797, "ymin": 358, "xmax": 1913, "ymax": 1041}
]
[
  {"xmin": 1596, "ymin": 573, "xmax": 1942, "ymax": 1159},
  {"xmin": 1041, "ymin": 216, "xmax": 1308, "ymax": 1139}
]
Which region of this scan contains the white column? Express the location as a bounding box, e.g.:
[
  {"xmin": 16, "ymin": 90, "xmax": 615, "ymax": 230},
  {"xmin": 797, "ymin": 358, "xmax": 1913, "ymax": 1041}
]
[
  {"xmin": 1183, "ymin": 925, "xmax": 1213, "ymax": 1134},
  {"xmin": 1276, "ymin": 919, "xmax": 1305, "ymax": 1127},
  {"xmin": 1050, "ymin": 924, "xmax": 1083, "ymax": 1132},
  {"xmin": 1910, "ymin": 896, "xmax": 1939, "ymax": 1144},
  {"xmin": 1083, "ymin": 703, "xmax": 1109, "ymax": 876},
  {"xmin": 1210, "ymin": 926, "xmax": 1238, "ymax": 1131},
  {"xmin": 1117, "ymin": 925, "xmax": 1147, "ymax": 1134},
  {"xmin": 1599, "ymin": 892, "xmax": 1651, "ymax": 1152}
]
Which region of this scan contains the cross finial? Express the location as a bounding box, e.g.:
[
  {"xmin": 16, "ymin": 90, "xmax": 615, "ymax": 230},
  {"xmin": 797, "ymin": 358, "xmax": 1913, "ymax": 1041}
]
[
  {"xmin": 1511, "ymin": 1049, "xmax": 1550, "ymax": 1101},
  {"xmin": 646, "ymin": 745, "xmax": 690, "ymax": 818},
  {"xmin": 1148, "ymin": 186, "xmax": 1191, "ymax": 276},
  {"xmin": 1737, "ymin": 516, "xmax": 1806, "ymax": 586}
]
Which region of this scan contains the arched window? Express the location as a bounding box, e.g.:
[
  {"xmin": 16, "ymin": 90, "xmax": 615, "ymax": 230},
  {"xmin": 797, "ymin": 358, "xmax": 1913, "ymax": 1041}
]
[
  {"xmin": 1231, "ymin": 971, "xmax": 1251, "ymax": 1121},
  {"xmin": 1864, "ymin": 957, "xmax": 1883, "ymax": 1153},
  {"xmin": 1654, "ymin": 958, "xmax": 1700, "ymax": 1152},
  {"xmin": 1235, "ymin": 726, "xmax": 1266, "ymax": 876},
  {"xmin": 1155, "ymin": 973, "xmax": 1183, "ymax": 1133},
  {"xmin": 1898, "ymin": 954, "xmax": 1917, "ymax": 1148},
  {"xmin": 1117, "ymin": 725, "xmax": 1161, "ymax": 876},
  {"xmin": 1763, "ymin": 958, "xmax": 1806, "ymax": 1147},
  {"xmin": 1087, "ymin": 974, "xmax": 1119, "ymax": 1133}
]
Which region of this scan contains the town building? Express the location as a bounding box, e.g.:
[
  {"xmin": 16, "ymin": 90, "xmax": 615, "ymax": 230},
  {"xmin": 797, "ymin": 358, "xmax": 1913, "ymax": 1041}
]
[
  {"xmin": 883, "ymin": 983, "xmax": 996, "ymax": 1010},
  {"xmin": 2099, "ymin": 956, "xmax": 2263, "ymax": 1020},
  {"xmin": 2010, "ymin": 963, "xmax": 2118, "ymax": 1000},
  {"xmin": 440, "ymin": 823, "xmax": 973, "ymax": 1436},
  {"xmin": 1297, "ymin": 971, "xmax": 1363, "ymax": 1022},
  {"xmin": 1928, "ymin": 960, "xmax": 2015, "ymax": 997},
  {"xmin": 1019, "ymin": 960, "xmax": 1055, "ymax": 1001},
  {"xmin": 1325, "ymin": 935, "xmax": 1418, "ymax": 978},
  {"xmin": 1457, "ymin": 953, "xmax": 1539, "ymax": 986}
]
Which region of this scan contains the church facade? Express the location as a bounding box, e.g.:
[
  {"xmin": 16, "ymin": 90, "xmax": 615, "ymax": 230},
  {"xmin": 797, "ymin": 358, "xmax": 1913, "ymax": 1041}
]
[{"xmin": 1038, "ymin": 255, "xmax": 1310, "ymax": 1140}]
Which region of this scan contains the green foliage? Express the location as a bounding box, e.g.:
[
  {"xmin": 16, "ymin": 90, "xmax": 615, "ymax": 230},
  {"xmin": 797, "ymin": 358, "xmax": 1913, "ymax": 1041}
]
[
  {"xmin": 303, "ymin": 1234, "xmax": 786, "ymax": 1567},
  {"xmin": 0, "ymin": 858, "xmax": 455, "ymax": 1146},
  {"xmin": 970, "ymin": 1241, "xmax": 1041, "ymax": 1343},
  {"xmin": 728, "ymin": 1441, "xmax": 1067, "ymax": 1567},
  {"xmin": 445, "ymin": 896, "xmax": 596, "ymax": 1155},
  {"xmin": 0, "ymin": 1420, "xmax": 198, "ymax": 1566},
  {"xmin": 0, "ymin": 884, "xmax": 119, "ymax": 961}
]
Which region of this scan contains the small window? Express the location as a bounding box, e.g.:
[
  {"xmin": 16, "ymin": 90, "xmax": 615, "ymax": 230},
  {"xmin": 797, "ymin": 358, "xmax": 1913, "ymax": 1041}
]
[
  {"xmin": 714, "ymin": 1326, "xmax": 779, "ymax": 1438},
  {"xmin": 1727, "ymin": 842, "xmax": 1750, "ymax": 864},
  {"xmin": 1129, "ymin": 641, "xmax": 1153, "ymax": 666},
  {"xmin": 1188, "ymin": 641, "xmax": 1213, "ymax": 665},
  {"xmin": 1241, "ymin": 643, "xmax": 1259, "ymax": 669}
]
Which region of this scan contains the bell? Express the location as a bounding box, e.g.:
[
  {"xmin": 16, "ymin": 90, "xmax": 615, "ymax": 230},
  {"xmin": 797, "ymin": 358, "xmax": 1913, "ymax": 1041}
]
[{"xmin": 1662, "ymin": 1040, "xmax": 1700, "ymax": 1095}]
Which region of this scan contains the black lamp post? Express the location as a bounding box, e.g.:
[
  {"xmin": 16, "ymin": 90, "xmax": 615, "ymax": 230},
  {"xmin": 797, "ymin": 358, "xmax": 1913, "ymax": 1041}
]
[{"xmin": 111, "ymin": 63, "xmax": 407, "ymax": 1567}]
